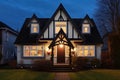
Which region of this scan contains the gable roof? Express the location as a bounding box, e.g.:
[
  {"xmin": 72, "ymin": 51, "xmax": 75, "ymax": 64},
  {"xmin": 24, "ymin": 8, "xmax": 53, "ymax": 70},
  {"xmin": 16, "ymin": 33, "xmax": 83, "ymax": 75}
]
[
  {"xmin": 0, "ymin": 21, "xmax": 18, "ymax": 35},
  {"xmin": 15, "ymin": 4, "xmax": 103, "ymax": 45},
  {"xmin": 49, "ymin": 29, "xmax": 74, "ymax": 49},
  {"xmin": 14, "ymin": 15, "xmax": 49, "ymax": 45},
  {"xmin": 72, "ymin": 18, "xmax": 103, "ymax": 44},
  {"xmin": 38, "ymin": 3, "xmax": 85, "ymax": 40}
]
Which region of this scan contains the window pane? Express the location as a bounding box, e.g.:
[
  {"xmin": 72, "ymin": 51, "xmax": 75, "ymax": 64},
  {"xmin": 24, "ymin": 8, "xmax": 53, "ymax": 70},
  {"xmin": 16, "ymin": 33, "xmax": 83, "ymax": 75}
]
[
  {"xmin": 55, "ymin": 21, "xmax": 66, "ymax": 34},
  {"xmin": 89, "ymin": 50, "xmax": 94, "ymax": 56},
  {"xmin": 84, "ymin": 46, "xmax": 88, "ymax": 49},
  {"xmin": 61, "ymin": 27, "xmax": 66, "ymax": 33},
  {"xmin": 82, "ymin": 24, "xmax": 90, "ymax": 33},
  {"xmin": 23, "ymin": 46, "xmax": 43, "ymax": 57},
  {"xmin": 84, "ymin": 50, "xmax": 88, "ymax": 56},
  {"xmin": 55, "ymin": 27, "xmax": 60, "ymax": 34},
  {"xmin": 31, "ymin": 23, "xmax": 39, "ymax": 33},
  {"xmin": 77, "ymin": 45, "xmax": 95, "ymax": 57},
  {"xmin": 30, "ymin": 50, "xmax": 37, "ymax": 56}
]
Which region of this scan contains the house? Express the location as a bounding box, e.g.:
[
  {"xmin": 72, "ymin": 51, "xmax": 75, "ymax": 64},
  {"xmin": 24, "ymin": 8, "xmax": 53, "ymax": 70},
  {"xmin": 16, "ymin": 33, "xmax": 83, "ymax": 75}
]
[
  {"xmin": 0, "ymin": 21, "xmax": 18, "ymax": 64},
  {"xmin": 15, "ymin": 4, "xmax": 102, "ymax": 67}
]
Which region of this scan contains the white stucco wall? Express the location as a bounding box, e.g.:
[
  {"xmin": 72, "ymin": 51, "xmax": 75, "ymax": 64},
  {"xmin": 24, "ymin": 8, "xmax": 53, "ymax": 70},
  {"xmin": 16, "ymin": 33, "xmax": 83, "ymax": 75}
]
[{"xmin": 96, "ymin": 44, "xmax": 102, "ymax": 60}]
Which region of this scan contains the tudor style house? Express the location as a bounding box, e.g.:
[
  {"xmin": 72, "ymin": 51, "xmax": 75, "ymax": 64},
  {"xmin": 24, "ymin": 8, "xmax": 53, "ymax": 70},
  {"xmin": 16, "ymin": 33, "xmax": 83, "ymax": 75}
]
[
  {"xmin": 15, "ymin": 4, "xmax": 102, "ymax": 66},
  {"xmin": 0, "ymin": 21, "xmax": 18, "ymax": 64}
]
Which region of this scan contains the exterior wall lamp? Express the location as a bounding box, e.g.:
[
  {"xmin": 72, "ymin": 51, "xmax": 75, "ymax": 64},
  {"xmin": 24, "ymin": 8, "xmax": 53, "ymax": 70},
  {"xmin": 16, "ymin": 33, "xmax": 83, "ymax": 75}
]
[
  {"xmin": 59, "ymin": 41, "xmax": 64, "ymax": 48},
  {"xmin": 71, "ymin": 48, "xmax": 76, "ymax": 55},
  {"xmin": 46, "ymin": 48, "xmax": 51, "ymax": 55}
]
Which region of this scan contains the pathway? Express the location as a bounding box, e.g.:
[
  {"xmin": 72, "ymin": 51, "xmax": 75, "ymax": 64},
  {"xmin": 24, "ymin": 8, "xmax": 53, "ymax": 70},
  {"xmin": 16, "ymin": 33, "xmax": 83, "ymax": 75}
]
[{"xmin": 54, "ymin": 72, "xmax": 70, "ymax": 80}]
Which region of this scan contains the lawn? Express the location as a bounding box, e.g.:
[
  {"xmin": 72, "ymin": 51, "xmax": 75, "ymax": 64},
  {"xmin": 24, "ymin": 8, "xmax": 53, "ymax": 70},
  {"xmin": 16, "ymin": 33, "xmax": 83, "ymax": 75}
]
[
  {"xmin": 70, "ymin": 69, "xmax": 120, "ymax": 80},
  {"xmin": 0, "ymin": 69, "xmax": 54, "ymax": 80}
]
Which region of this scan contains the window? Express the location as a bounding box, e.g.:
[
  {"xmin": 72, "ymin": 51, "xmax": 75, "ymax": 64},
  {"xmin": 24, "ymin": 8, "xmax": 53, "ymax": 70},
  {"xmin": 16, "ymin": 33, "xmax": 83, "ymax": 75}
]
[
  {"xmin": 77, "ymin": 45, "xmax": 95, "ymax": 57},
  {"xmin": 31, "ymin": 23, "xmax": 39, "ymax": 33},
  {"xmin": 82, "ymin": 24, "xmax": 90, "ymax": 33},
  {"xmin": 24, "ymin": 45, "xmax": 44, "ymax": 57},
  {"xmin": 55, "ymin": 21, "xmax": 66, "ymax": 34}
]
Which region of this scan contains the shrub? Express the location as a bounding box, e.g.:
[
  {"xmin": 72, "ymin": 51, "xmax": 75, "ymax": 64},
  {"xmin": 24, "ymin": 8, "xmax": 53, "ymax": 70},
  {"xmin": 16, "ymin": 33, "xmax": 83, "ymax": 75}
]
[
  {"xmin": 0, "ymin": 52, "xmax": 2, "ymax": 62},
  {"xmin": 32, "ymin": 60, "xmax": 52, "ymax": 71},
  {"xmin": 8, "ymin": 60, "xmax": 17, "ymax": 68},
  {"xmin": 76, "ymin": 57, "xmax": 89, "ymax": 70},
  {"xmin": 91, "ymin": 58, "xmax": 100, "ymax": 68}
]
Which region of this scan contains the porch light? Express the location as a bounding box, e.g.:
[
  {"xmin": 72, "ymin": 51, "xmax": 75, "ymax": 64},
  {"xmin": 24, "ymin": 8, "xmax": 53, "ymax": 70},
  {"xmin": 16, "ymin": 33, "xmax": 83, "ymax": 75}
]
[
  {"xmin": 59, "ymin": 41, "xmax": 64, "ymax": 48},
  {"xmin": 59, "ymin": 44, "xmax": 63, "ymax": 48},
  {"xmin": 46, "ymin": 48, "xmax": 51, "ymax": 55}
]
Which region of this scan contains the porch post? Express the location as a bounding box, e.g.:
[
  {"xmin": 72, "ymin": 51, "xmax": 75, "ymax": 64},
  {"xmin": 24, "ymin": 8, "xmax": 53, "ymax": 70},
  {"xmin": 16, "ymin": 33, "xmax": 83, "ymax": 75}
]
[
  {"xmin": 69, "ymin": 47, "xmax": 71, "ymax": 65},
  {"xmin": 51, "ymin": 47, "xmax": 54, "ymax": 65}
]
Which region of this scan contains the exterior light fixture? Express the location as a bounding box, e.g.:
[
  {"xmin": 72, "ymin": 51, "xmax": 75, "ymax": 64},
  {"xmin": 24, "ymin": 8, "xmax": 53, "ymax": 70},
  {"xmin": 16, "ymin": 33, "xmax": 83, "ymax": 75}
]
[
  {"xmin": 59, "ymin": 44, "xmax": 63, "ymax": 48},
  {"xmin": 59, "ymin": 41, "xmax": 64, "ymax": 48},
  {"xmin": 46, "ymin": 48, "xmax": 51, "ymax": 55}
]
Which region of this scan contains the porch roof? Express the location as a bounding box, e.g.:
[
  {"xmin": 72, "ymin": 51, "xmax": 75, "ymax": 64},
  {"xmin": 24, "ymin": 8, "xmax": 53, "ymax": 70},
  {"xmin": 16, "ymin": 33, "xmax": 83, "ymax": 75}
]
[{"xmin": 49, "ymin": 29, "xmax": 74, "ymax": 49}]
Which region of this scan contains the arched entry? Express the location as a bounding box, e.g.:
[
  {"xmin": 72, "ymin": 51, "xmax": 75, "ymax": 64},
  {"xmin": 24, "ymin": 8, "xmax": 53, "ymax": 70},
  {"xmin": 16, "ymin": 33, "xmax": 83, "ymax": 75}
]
[{"xmin": 49, "ymin": 29, "xmax": 74, "ymax": 65}]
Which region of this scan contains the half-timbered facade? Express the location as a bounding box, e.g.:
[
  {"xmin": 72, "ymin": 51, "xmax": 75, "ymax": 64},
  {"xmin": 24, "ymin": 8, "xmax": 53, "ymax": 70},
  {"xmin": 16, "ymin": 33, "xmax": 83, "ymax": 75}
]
[{"xmin": 15, "ymin": 4, "xmax": 102, "ymax": 66}]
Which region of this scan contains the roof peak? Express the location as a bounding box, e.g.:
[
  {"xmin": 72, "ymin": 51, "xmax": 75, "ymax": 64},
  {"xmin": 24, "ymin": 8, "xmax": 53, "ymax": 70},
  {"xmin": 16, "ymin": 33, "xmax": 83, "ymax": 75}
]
[
  {"xmin": 31, "ymin": 13, "xmax": 38, "ymax": 19},
  {"xmin": 84, "ymin": 14, "xmax": 90, "ymax": 19}
]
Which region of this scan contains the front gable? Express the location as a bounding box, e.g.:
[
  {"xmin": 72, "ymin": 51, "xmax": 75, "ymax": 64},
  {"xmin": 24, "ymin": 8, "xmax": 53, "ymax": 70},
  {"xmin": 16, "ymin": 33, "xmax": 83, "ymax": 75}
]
[
  {"xmin": 49, "ymin": 29, "xmax": 74, "ymax": 49},
  {"xmin": 40, "ymin": 4, "xmax": 83, "ymax": 40}
]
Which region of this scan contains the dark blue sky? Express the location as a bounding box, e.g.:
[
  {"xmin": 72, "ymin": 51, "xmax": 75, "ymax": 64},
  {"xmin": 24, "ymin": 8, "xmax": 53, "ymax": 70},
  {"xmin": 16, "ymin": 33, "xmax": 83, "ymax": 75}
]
[{"xmin": 0, "ymin": 0, "xmax": 97, "ymax": 30}]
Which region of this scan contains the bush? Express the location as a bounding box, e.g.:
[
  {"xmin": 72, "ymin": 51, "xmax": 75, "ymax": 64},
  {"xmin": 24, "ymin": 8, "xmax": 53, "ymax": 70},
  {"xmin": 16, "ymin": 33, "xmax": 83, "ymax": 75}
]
[
  {"xmin": 75, "ymin": 58, "xmax": 101, "ymax": 70},
  {"xmin": 91, "ymin": 58, "xmax": 100, "ymax": 68},
  {"xmin": 8, "ymin": 60, "xmax": 17, "ymax": 68},
  {"xmin": 76, "ymin": 57, "xmax": 89, "ymax": 70},
  {"xmin": 0, "ymin": 52, "xmax": 2, "ymax": 62},
  {"xmin": 32, "ymin": 60, "xmax": 52, "ymax": 71}
]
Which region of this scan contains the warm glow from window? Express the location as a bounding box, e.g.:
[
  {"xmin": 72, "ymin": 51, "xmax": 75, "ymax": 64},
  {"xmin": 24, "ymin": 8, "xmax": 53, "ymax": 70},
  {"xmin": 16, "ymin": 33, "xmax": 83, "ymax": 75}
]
[
  {"xmin": 55, "ymin": 21, "xmax": 66, "ymax": 34},
  {"xmin": 31, "ymin": 23, "xmax": 39, "ymax": 33},
  {"xmin": 24, "ymin": 46, "xmax": 44, "ymax": 57},
  {"xmin": 77, "ymin": 45, "xmax": 95, "ymax": 57},
  {"xmin": 82, "ymin": 24, "xmax": 90, "ymax": 33}
]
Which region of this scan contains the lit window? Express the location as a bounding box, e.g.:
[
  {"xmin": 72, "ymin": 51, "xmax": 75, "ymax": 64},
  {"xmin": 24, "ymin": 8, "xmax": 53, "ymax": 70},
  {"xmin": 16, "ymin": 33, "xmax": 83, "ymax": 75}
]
[
  {"xmin": 82, "ymin": 24, "xmax": 90, "ymax": 33},
  {"xmin": 31, "ymin": 23, "xmax": 39, "ymax": 33},
  {"xmin": 24, "ymin": 45, "xmax": 44, "ymax": 57},
  {"xmin": 55, "ymin": 21, "xmax": 66, "ymax": 34},
  {"xmin": 77, "ymin": 45, "xmax": 95, "ymax": 57}
]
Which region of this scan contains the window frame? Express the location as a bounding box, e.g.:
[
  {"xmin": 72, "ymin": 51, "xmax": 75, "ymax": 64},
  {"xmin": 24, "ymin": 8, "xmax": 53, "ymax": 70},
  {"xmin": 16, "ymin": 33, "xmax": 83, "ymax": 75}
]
[
  {"xmin": 55, "ymin": 21, "xmax": 67, "ymax": 35},
  {"xmin": 23, "ymin": 45, "xmax": 44, "ymax": 57},
  {"xmin": 77, "ymin": 45, "xmax": 95, "ymax": 57},
  {"xmin": 31, "ymin": 22, "xmax": 39, "ymax": 34},
  {"xmin": 82, "ymin": 23, "xmax": 90, "ymax": 34}
]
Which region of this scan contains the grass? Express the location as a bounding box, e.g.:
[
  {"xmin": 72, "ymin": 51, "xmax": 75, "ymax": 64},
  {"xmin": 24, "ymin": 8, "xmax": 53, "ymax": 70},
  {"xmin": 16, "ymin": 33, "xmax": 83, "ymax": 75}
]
[
  {"xmin": 70, "ymin": 69, "xmax": 120, "ymax": 80},
  {"xmin": 0, "ymin": 69, "xmax": 54, "ymax": 80}
]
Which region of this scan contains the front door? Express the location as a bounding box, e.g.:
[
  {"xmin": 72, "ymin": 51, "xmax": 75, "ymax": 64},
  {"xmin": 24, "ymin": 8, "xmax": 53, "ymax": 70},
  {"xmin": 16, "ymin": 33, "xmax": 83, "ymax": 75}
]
[{"xmin": 57, "ymin": 45, "xmax": 65, "ymax": 63}]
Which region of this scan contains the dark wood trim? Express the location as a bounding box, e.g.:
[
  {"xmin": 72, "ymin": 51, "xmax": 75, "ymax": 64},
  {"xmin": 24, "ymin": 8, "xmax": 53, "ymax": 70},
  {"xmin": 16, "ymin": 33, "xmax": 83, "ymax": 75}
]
[
  {"xmin": 48, "ymin": 26, "xmax": 49, "ymax": 38},
  {"xmin": 69, "ymin": 47, "xmax": 71, "ymax": 64},
  {"xmin": 54, "ymin": 20, "xmax": 68, "ymax": 21},
  {"xmin": 73, "ymin": 26, "xmax": 74, "ymax": 38},
  {"xmin": 53, "ymin": 20, "xmax": 55, "ymax": 38},
  {"xmin": 67, "ymin": 20, "xmax": 68, "ymax": 37},
  {"xmin": 51, "ymin": 47, "xmax": 54, "ymax": 65}
]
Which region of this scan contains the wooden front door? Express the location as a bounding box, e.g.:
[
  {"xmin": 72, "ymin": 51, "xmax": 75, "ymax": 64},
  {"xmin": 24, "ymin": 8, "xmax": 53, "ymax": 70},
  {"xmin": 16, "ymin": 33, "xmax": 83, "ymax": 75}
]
[{"xmin": 57, "ymin": 45, "xmax": 65, "ymax": 63}]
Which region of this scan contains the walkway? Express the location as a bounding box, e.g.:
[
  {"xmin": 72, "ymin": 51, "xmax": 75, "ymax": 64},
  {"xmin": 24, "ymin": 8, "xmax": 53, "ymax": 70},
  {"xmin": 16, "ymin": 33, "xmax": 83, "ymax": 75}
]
[{"xmin": 54, "ymin": 72, "xmax": 70, "ymax": 80}]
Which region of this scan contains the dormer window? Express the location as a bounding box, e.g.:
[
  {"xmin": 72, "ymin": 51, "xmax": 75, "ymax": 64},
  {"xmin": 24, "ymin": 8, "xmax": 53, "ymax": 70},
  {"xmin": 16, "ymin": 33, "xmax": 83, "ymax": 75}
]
[
  {"xmin": 82, "ymin": 24, "xmax": 90, "ymax": 33},
  {"xmin": 31, "ymin": 23, "xmax": 39, "ymax": 33}
]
